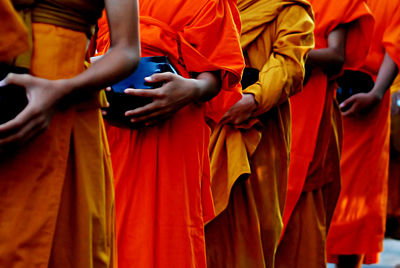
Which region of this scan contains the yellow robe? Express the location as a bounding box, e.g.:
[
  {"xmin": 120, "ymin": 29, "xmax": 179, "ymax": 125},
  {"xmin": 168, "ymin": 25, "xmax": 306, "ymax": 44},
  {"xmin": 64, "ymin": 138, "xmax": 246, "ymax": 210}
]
[
  {"xmin": 0, "ymin": 23, "xmax": 115, "ymax": 268},
  {"xmin": 205, "ymin": 1, "xmax": 314, "ymax": 267}
]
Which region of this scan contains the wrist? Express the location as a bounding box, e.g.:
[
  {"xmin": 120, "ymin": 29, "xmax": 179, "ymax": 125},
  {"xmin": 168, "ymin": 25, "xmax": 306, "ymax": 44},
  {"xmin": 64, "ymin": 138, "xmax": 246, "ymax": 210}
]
[
  {"xmin": 244, "ymin": 93, "xmax": 258, "ymax": 112},
  {"xmin": 191, "ymin": 78, "xmax": 209, "ymax": 102},
  {"xmin": 370, "ymin": 88, "xmax": 384, "ymax": 102},
  {"xmin": 55, "ymin": 79, "xmax": 75, "ymax": 98}
]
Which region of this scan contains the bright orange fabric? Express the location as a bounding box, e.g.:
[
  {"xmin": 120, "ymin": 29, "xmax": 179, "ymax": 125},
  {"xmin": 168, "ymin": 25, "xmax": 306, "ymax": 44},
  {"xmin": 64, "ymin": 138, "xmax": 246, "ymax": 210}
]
[
  {"xmin": 96, "ymin": 1, "xmax": 244, "ymax": 267},
  {"xmin": 283, "ymin": 0, "xmax": 373, "ymax": 230},
  {"xmin": 327, "ymin": 0, "xmax": 400, "ymax": 264},
  {"xmin": 0, "ymin": 23, "xmax": 115, "ymax": 268},
  {"xmin": 387, "ymin": 80, "xmax": 400, "ymax": 220},
  {"xmin": 0, "ymin": 0, "xmax": 29, "ymax": 62},
  {"xmin": 205, "ymin": 1, "xmax": 314, "ymax": 267}
]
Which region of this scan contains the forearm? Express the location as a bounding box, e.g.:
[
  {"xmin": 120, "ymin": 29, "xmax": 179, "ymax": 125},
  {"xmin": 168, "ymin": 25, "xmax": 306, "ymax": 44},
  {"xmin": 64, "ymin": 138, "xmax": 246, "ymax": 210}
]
[
  {"xmin": 61, "ymin": 45, "xmax": 139, "ymax": 98},
  {"xmin": 307, "ymin": 25, "xmax": 347, "ymax": 76},
  {"xmin": 307, "ymin": 47, "xmax": 344, "ymax": 75},
  {"xmin": 193, "ymin": 71, "xmax": 221, "ymax": 102},
  {"xmin": 59, "ymin": 0, "xmax": 140, "ymax": 103},
  {"xmin": 370, "ymin": 52, "xmax": 399, "ymax": 99}
]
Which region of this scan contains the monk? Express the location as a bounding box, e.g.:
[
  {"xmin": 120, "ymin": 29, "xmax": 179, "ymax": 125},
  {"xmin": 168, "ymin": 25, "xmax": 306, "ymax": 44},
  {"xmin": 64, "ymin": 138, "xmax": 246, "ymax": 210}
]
[
  {"xmin": 205, "ymin": 0, "xmax": 314, "ymax": 267},
  {"xmin": 275, "ymin": 0, "xmax": 374, "ymax": 267},
  {"xmin": 95, "ymin": 0, "xmax": 244, "ymax": 267},
  {"xmin": 386, "ymin": 77, "xmax": 400, "ymax": 239},
  {"xmin": 0, "ymin": 0, "xmax": 140, "ymax": 267},
  {"xmin": 326, "ymin": 0, "xmax": 400, "ymax": 266}
]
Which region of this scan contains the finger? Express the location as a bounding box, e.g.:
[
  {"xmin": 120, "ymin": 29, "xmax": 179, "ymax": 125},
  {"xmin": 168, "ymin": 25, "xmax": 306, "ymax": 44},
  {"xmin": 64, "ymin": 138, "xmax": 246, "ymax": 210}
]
[
  {"xmin": 19, "ymin": 119, "xmax": 48, "ymax": 145},
  {"xmin": 0, "ymin": 103, "xmax": 37, "ymax": 134},
  {"xmin": 145, "ymin": 72, "xmax": 174, "ymax": 83},
  {"xmin": 219, "ymin": 114, "xmax": 233, "ymax": 125},
  {"xmin": 342, "ymin": 104, "xmax": 356, "ymax": 117},
  {"xmin": 0, "ymin": 116, "xmax": 40, "ymax": 146},
  {"xmin": 125, "ymin": 101, "xmax": 161, "ymax": 117},
  {"xmin": 124, "ymin": 88, "xmax": 161, "ymax": 98},
  {"xmin": 4, "ymin": 73, "xmax": 32, "ymax": 87},
  {"xmin": 339, "ymin": 96, "xmax": 355, "ymax": 109}
]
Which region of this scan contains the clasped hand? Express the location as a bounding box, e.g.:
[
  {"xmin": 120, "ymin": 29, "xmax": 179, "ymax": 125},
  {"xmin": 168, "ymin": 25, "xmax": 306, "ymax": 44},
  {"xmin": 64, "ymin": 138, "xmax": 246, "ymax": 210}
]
[
  {"xmin": 120, "ymin": 72, "xmax": 202, "ymax": 126},
  {"xmin": 0, "ymin": 74, "xmax": 65, "ymax": 148},
  {"xmin": 340, "ymin": 91, "xmax": 381, "ymax": 117},
  {"xmin": 220, "ymin": 93, "xmax": 258, "ymax": 126}
]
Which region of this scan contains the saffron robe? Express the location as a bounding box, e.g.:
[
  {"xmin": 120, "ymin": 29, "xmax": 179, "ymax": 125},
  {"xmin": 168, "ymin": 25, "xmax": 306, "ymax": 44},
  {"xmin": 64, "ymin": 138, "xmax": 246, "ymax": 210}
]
[
  {"xmin": 327, "ymin": 0, "xmax": 400, "ymax": 264},
  {"xmin": 277, "ymin": 0, "xmax": 374, "ymax": 266},
  {"xmin": 0, "ymin": 23, "xmax": 116, "ymax": 268},
  {"xmin": 95, "ymin": 0, "xmax": 244, "ymax": 267},
  {"xmin": 205, "ymin": 0, "xmax": 314, "ymax": 267},
  {"xmin": 0, "ymin": 0, "xmax": 28, "ymax": 62},
  {"xmin": 386, "ymin": 78, "xmax": 400, "ymax": 238}
]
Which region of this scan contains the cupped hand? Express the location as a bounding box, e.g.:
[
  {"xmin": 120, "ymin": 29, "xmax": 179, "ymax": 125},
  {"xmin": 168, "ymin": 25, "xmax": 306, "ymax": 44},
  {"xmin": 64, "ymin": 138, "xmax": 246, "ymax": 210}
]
[
  {"xmin": 220, "ymin": 93, "xmax": 258, "ymax": 125},
  {"xmin": 340, "ymin": 91, "xmax": 381, "ymax": 117},
  {"xmin": 0, "ymin": 73, "xmax": 67, "ymax": 148},
  {"xmin": 124, "ymin": 72, "xmax": 201, "ymax": 126}
]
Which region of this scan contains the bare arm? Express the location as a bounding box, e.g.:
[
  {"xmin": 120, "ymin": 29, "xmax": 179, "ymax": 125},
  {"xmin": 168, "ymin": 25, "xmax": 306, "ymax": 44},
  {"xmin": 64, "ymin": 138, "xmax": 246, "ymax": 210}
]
[
  {"xmin": 0, "ymin": 0, "xmax": 140, "ymax": 147},
  {"xmin": 307, "ymin": 25, "xmax": 347, "ymax": 76},
  {"xmin": 341, "ymin": 53, "xmax": 399, "ymax": 116}
]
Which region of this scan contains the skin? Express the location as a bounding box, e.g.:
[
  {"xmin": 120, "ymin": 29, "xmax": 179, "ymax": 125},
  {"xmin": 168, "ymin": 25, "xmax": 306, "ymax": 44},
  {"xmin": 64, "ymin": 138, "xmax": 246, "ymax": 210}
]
[
  {"xmin": 221, "ymin": 25, "xmax": 347, "ymax": 126},
  {"xmin": 0, "ymin": 0, "xmax": 140, "ymax": 148},
  {"xmin": 110, "ymin": 71, "xmax": 221, "ymax": 127},
  {"xmin": 340, "ymin": 53, "xmax": 399, "ymax": 117},
  {"xmin": 307, "ymin": 25, "xmax": 347, "ymax": 77}
]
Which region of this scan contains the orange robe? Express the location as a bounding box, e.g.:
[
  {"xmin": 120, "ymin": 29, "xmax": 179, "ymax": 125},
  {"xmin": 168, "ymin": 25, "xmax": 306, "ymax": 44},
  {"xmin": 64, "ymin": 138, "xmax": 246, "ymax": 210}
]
[
  {"xmin": 0, "ymin": 0, "xmax": 28, "ymax": 62},
  {"xmin": 327, "ymin": 0, "xmax": 400, "ymax": 264},
  {"xmin": 386, "ymin": 78, "xmax": 400, "ymax": 238},
  {"xmin": 205, "ymin": 0, "xmax": 314, "ymax": 267},
  {"xmin": 277, "ymin": 0, "xmax": 373, "ymax": 266},
  {"xmin": 0, "ymin": 23, "xmax": 116, "ymax": 268},
  {"xmin": 95, "ymin": 1, "xmax": 244, "ymax": 267}
]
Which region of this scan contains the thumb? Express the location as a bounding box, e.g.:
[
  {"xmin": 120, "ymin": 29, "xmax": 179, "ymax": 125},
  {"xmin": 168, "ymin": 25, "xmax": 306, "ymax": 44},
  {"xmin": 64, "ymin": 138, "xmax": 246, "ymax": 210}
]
[
  {"xmin": 145, "ymin": 72, "xmax": 174, "ymax": 83},
  {"xmin": 4, "ymin": 73, "xmax": 31, "ymax": 88},
  {"xmin": 340, "ymin": 95, "xmax": 355, "ymax": 109}
]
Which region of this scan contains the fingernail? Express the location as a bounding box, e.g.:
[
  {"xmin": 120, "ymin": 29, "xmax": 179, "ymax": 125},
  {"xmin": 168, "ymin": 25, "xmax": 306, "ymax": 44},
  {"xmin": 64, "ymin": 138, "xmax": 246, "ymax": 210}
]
[
  {"xmin": 145, "ymin": 76, "xmax": 152, "ymax": 81},
  {"xmin": 131, "ymin": 119, "xmax": 136, "ymax": 123},
  {"xmin": 0, "ymin": 80, "xmax": 6, "ymax": 87}
]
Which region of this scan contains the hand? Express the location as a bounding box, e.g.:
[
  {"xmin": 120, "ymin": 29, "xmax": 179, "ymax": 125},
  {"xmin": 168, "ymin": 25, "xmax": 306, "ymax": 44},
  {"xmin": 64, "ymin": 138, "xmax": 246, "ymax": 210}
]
[
  {"xmin": 391, "ymin": 91, "xmax": 400, "ymax": 116},
  {"xmin": 340, "ymin": 91, "xmax": 381, "ymax": 117},
  {"xmin": 0, "ymin": 74, "xmax": 67, "ymax": 148},
  {"xmin": 124, "ymin": 72, "xmax": 201, "ymax": 126},
  {"xmin": 220, "ymin": 93, "xmax": 258, "ymax": 125}
]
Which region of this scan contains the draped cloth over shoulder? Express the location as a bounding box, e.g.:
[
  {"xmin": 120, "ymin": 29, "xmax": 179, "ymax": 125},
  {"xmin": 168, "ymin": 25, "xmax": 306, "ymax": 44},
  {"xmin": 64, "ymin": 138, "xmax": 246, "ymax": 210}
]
[
  {"xmin": 0, "ymin": 23, "xmax": 116, "ymax": 268},
  {"xmin": 0, "ymin": 0, "xmax": 29, "ymax": 62},
  {"xmin": 96, "ymin": 0, "xmax": 244, "ymax": 267},
  {"xmin": 205, "ymin": 0, "xmax": 314, "ymax": 267},
  {"xmin": 327, "ymin": 0, "xmax": 400, "ymax": 264}
]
